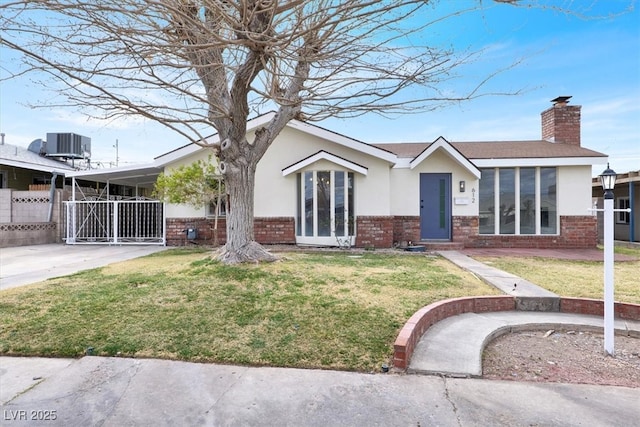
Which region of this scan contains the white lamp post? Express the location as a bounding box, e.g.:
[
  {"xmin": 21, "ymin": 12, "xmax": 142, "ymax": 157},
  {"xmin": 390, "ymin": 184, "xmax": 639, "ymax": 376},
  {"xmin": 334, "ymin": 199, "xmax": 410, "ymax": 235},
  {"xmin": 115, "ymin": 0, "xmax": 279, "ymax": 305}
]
[{"xmin": 599, "ymin": 163, "xmax": 617, "ymax": 356}]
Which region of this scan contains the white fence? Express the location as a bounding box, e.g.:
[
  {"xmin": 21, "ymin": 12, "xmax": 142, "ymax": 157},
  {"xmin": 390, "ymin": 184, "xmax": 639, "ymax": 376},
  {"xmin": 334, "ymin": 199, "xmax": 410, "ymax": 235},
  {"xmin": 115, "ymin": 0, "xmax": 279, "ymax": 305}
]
[{"xmin": 65, "ymin": 200, "xmax": 165, "ymax": 245}]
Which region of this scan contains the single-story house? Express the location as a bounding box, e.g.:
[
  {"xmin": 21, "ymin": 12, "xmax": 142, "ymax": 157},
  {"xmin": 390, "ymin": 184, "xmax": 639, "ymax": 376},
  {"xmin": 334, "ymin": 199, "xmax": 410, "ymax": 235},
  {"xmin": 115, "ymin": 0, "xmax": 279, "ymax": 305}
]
[
  {"xmin": 592, "ymin": 170, "xmax": 639, "ymax": 243},
  {"xmin": 65, "ymin": 96, "xmax": 607, "ymax": 249}
]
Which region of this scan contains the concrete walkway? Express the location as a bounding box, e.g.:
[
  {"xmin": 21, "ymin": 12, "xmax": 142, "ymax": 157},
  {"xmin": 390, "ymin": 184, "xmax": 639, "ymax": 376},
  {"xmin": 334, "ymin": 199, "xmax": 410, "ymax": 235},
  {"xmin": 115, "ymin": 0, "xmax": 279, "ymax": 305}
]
[
  {"xmin": 405, "ymin": 250, "xmax": 640, "ymax": 377},
  {"xmin": 409, "ymin": 311, "xmax": 640, "ymax": 377},
  {"xmin": 439, "ymin": 250, "xmax": 559, "ymax": 298}
]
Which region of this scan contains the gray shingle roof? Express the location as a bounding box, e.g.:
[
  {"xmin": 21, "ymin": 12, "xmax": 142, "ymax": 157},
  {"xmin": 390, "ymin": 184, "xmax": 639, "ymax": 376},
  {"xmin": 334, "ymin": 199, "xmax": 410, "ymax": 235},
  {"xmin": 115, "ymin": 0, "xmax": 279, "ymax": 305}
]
[
  {"xmin": 372, "ymin": 140, "xmax": 606, "ymax": 160},
  {"xmin": 0, "ymin": 143, "xmax": 76, "ymax": 173}
]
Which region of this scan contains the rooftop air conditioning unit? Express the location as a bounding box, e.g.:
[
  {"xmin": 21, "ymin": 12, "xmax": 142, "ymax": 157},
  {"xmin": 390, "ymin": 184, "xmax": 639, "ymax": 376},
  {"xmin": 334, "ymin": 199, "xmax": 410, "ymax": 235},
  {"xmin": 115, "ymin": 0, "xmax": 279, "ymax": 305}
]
[{"xmin": 45, "ymin": 133, "xmax": 91, "ymax": 159}]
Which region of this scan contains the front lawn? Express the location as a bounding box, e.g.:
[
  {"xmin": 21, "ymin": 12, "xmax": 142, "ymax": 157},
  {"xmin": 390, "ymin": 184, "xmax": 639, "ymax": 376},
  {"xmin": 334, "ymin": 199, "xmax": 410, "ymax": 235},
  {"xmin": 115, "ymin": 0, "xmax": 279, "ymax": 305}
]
[
  {"xmin": 0, "ymin": 249, "xmax": 498, "ymax": 372},
  {"xmin": 474, "ymin": 246, "xmax": 640, "ymax": 304}
]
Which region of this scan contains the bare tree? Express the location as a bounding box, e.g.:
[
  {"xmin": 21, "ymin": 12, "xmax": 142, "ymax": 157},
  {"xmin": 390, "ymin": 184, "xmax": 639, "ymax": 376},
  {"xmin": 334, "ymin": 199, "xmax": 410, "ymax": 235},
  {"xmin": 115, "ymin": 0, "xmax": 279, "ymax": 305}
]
[{"xmin": 0, "ymin": 0, "xmax": 626, "ymax": 263}]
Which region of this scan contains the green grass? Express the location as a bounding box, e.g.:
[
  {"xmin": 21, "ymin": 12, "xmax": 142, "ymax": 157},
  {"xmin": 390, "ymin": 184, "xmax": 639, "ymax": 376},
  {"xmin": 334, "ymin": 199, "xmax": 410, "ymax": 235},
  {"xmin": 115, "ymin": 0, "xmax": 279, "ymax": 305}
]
[
  {"xmin": 0, "ymin": 249, "xmax": 497, "ymax": 371},
  {"xmin": 474, "ymin": 246, "xmax": 640, "ymax": 304}
]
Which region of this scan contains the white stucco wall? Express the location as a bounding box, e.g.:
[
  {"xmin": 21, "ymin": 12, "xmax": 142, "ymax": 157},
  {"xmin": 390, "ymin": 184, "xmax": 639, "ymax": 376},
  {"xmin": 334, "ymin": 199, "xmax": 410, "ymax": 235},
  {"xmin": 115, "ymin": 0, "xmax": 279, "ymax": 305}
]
[
  {"xmin": 557, "ymin": 166, "xmax": 594, "ymax": 216},
  {"xmin": 255, "ymin": 127, "xmax": 392, "ymax": 217},
  {"xmin": 163, "ymin": 149, "xmax": 217, "ymax": 218},
  {"xmin": 389, "ymin": 149, "xmax": 479, "ymax": 217}
]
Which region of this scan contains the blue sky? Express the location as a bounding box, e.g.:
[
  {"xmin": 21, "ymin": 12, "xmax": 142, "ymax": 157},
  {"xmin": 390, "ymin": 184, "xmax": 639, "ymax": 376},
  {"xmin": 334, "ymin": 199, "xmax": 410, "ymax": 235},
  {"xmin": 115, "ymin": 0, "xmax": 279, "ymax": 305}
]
[{"xmin": 1, "ymin": 1, "xmax": 638, "ymax": 175}]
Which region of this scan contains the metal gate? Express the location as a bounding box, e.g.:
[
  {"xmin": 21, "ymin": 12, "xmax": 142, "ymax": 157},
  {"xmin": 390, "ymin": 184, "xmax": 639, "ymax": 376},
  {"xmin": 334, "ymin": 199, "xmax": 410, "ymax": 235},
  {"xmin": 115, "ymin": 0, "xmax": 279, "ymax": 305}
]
[{"xmin": 65, "ymin": 199, "xmax": 165, "ymax": 245}]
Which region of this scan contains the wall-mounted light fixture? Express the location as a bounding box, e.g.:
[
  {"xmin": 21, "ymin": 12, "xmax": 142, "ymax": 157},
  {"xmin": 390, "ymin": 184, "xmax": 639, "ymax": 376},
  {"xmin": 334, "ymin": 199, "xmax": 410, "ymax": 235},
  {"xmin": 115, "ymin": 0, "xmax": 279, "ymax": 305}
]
[{"xmin": 459, "ymin": 180, "xmax": 466, "ymax": 192}]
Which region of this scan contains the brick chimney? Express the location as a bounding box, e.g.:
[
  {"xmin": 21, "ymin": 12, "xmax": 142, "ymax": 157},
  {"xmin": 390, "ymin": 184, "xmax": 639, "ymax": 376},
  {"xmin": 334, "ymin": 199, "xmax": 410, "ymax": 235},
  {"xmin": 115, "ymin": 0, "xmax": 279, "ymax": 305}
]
[{"xmin": 541, "ymin": 96, "xmax": 581, "ymax": 146}]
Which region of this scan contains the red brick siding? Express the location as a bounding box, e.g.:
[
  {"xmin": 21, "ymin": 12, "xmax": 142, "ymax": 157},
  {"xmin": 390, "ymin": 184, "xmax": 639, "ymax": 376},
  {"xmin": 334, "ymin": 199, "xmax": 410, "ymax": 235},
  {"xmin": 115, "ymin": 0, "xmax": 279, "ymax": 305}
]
[
  {"xmin": 166, "ymin": 217, "xmax": 295, "ymax": 246},
  {"xmin": 452, "ymin": 216, "xmax": 478, "ymax": 246},
  {"xmin": 392, "ymin": 216, "xmax": 420, "ymax": 245},
  {"xmin": 166, "ymin": 217, "xmax": 227, "ymax": 246},
  {"xmin": 355, "ymin": 216, "xmax": 393, "ymax": 248},
  {"xmin": 254, "ymin": 217, "xmax": 296, "ymax": 244},
  {"xmin": 467, "ymin": 216, "xmax": 597, "ymax": 249},
  {"xmin": 166, "ymin": 215, "xmax": 596, "ymax": 249}
]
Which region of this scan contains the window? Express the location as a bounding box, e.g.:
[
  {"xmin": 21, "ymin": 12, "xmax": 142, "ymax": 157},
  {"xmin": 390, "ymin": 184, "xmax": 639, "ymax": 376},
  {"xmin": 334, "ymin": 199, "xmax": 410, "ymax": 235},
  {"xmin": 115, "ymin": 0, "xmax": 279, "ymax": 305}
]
[
  {"xmin": 540, "ymin": 167, "xmax": 557, "ymax": 234},
  {"xmin": 478, "ymin": 169, "xmax": 495, "ymax": 234},
  {"xmin": 206, "ymin": 175, "xmax": 227, "ymax": 218},
  {"xmin": 207, "ymin": 197, "xmax": 227, "ymax": 217},
  {"xmin": 479, "ymin": 167, "xmax": 557, "ymax": 235},
  {"xmin": 499, "ymin": 168, "xmax": 516, "ymax": 234},
  {"xmin": 297, "ymin": 170, "xmax": 354, "ymax": 240},
  {"xmin": 617, "ymin": 198, "xmax": 630, "ymax": 224},
  {"xmin": 519, "ymin": 168, "xmax": 536, "ymax": 234}
]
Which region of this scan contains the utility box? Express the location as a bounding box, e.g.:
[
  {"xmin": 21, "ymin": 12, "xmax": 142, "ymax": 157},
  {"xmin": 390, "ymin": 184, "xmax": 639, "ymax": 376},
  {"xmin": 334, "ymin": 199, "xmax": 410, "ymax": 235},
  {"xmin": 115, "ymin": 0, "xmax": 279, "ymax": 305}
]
[{"xmin": 185, "ymin": 228, "xmax": 197, "ymax": 240}]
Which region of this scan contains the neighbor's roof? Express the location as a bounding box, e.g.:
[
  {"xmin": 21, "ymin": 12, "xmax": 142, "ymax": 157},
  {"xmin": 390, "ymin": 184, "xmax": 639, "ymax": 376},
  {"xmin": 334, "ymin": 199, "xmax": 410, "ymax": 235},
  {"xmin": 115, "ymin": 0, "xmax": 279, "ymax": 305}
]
[
  {"xmin": 0, "ymin": 142, "xmax": 76, "ymax": 174},
  {"xmin": 373, "ymin": 140, "xmax": 607, "ymax": 160}
]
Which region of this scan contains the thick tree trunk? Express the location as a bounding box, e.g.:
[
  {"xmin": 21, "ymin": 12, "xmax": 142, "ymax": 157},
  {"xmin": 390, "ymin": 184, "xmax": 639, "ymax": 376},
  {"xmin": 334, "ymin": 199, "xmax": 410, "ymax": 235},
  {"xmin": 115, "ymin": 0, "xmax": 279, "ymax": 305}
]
[{"xmin": 216, "ymin": 157, "xmax": 277, "ymax": 264}]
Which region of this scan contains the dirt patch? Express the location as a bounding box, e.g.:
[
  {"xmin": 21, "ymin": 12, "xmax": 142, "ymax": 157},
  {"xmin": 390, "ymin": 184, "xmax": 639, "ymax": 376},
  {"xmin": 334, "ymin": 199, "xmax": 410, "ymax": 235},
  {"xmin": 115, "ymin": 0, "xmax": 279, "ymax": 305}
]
[{"xmin": 482, "ymin": 329, "xmax": 640, "ymax": 388}]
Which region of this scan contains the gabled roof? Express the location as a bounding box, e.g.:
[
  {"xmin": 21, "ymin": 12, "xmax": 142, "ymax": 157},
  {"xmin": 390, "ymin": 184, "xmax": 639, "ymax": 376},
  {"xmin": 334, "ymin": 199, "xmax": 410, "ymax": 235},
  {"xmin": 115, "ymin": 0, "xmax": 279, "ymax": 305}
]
[
  {"xmin": 154, "ymin": 112, "xmax": 397, "ymax": 166},
  {"xmin": 282, "ymin": 150, "xmax": 368, "ymax": 176},
  {"xmin": 374, "ymin": 139, "xmax": 607, "ymax": 168},
  {"xmin": 0, "ymin": 143, "xmax": 76, "ymax": 174},
  {"xmin": 374, "ymin": 140, "xmax": 606, "ymax": 160},
  {"xmin": 409, "ymin": 137, "xmax": 481, "ymax": 178}
]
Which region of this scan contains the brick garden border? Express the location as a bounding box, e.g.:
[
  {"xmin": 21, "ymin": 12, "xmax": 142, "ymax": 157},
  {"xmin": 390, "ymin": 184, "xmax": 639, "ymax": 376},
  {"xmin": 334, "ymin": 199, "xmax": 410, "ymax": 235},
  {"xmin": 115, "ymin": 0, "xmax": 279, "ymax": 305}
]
[{"xmin": 393, "ymin": 296, "xmax": 640, "ymax": 370}]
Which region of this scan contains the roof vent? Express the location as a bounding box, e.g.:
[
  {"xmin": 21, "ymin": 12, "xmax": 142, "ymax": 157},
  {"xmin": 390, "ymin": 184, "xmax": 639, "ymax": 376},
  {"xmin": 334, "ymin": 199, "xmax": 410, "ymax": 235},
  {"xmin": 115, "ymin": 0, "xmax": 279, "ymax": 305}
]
[{"xmin": 28, "ymin": 138, "xmax": 46, "ymax": 155}]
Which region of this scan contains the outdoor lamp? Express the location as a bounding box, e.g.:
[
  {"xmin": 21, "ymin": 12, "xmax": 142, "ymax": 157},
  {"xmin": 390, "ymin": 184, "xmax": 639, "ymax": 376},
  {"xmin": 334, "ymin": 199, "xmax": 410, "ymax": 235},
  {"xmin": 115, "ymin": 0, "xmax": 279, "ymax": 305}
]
[
  {"xmin": 599, "ymin": 163, "xmax": 617, "ymax": 200},
  {"xmin": 459, "ymin": 180, "xmax": 466, "ymax": 192},
  {"xmin": 599, "ymin": 162, "xmax": 618, "ymax": 356}
]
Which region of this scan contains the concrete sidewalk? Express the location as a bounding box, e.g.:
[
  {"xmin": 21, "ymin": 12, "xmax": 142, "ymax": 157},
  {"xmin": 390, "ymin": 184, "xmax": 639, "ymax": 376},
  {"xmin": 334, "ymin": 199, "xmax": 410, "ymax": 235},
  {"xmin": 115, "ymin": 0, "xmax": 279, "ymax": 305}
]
[
  {"xmin": 2, "ymin": 356, "xmax": 639, "ymax": 426},
  {"xmin": 0, "ymin": 244, "xmax": 167, "ymax": 290}
]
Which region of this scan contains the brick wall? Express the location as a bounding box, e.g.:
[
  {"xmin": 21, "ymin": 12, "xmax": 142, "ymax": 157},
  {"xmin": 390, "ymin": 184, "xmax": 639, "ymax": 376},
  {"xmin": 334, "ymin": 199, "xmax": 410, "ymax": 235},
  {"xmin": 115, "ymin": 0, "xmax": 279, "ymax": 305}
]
[
  {"xmin": 393, "ymin": 296, "xmax": 515, "ymax": 370},
  {"xmin": 355, "ymin": 216, "xmax": 393, "ymax": 248},
  {"xmin": 393, "ymin": 295, "xmax": 640, "ymax": 371},
  {"xmin": 560, "ymin": 297, "xmax": 640, "ymax": 321},
  {"xmin": 392, "ymin": 216, "xmax": 420, "ymax": 245},
  {"xmin": 467, "ymin": 216, "xmax": 597, "ymax": 249},
  {"xmin": 254, "ymin": 217, "xmax": 296, "ymax": 244},
  {"xmin": 166, "ymin": 217, "xmax": 227, "ymax": 246},
  {"xmin": 166, "ymin": 214, "xmax": 596, "ymax": 249},
  {"xmin": 452, "ymin": 216, "xmax": 478, "ymax": 246},
  {"xmin": 166, "ymin": 217, "xmax": 295, "ymax": 246}
]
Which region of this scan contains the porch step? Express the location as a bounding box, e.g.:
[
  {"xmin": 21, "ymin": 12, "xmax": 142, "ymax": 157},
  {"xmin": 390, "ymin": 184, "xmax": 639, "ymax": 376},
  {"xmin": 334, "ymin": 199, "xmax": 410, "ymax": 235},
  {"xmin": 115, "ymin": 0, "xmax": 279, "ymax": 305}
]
[{"xmin": 419, "ymin": 241, "xmax": 465, "ymax": 251}]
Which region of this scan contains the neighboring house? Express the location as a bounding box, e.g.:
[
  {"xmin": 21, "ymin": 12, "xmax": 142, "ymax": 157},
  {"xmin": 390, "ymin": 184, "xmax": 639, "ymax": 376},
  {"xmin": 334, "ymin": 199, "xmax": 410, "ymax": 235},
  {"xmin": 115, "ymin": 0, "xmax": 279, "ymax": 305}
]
[
  {"xmin": 592, "ymin": 170, "xmax": 639, "ymax": 243},
  {"xmin": 0, "ymin": 135, "xmax": 77, "ymax": 247},
  {"xmin": 0, "ymin": 136, "xmax": 74, "ymax": 190},
  {"xmin": 65, "ymin": 96, "xmax": 607, "ymax": 249}
]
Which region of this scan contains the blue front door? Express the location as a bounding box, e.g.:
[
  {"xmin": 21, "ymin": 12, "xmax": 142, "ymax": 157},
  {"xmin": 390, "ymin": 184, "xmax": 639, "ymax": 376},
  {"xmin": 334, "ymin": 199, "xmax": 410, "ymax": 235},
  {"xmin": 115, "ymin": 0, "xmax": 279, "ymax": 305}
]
[{"xmin": 420, "ymin": 173, "xmax": 451, "ymax": 240}]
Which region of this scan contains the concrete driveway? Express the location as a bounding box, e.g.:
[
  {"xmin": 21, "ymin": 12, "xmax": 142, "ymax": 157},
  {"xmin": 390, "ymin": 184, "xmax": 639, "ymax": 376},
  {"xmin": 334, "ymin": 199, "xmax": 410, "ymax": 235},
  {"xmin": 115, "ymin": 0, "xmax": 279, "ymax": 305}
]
[{"xmin": 0, "ymin": 244, "xmax": 168, "ymax": 291}]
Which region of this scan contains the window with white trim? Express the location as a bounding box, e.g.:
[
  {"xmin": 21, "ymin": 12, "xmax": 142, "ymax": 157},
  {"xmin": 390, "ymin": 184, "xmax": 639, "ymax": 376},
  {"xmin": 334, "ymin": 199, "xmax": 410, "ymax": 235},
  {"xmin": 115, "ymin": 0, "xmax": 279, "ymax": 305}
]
[
  {"xmin": 479, "ymin": 167, "xmax": 557, "ymax": 235},
  {"xmin": 297, "ymin": 171, "xmax": 354, "ymax": 238},
  {"xmin": 616, "ymin": 197, "xmax": 630, "ymax": 224}
]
